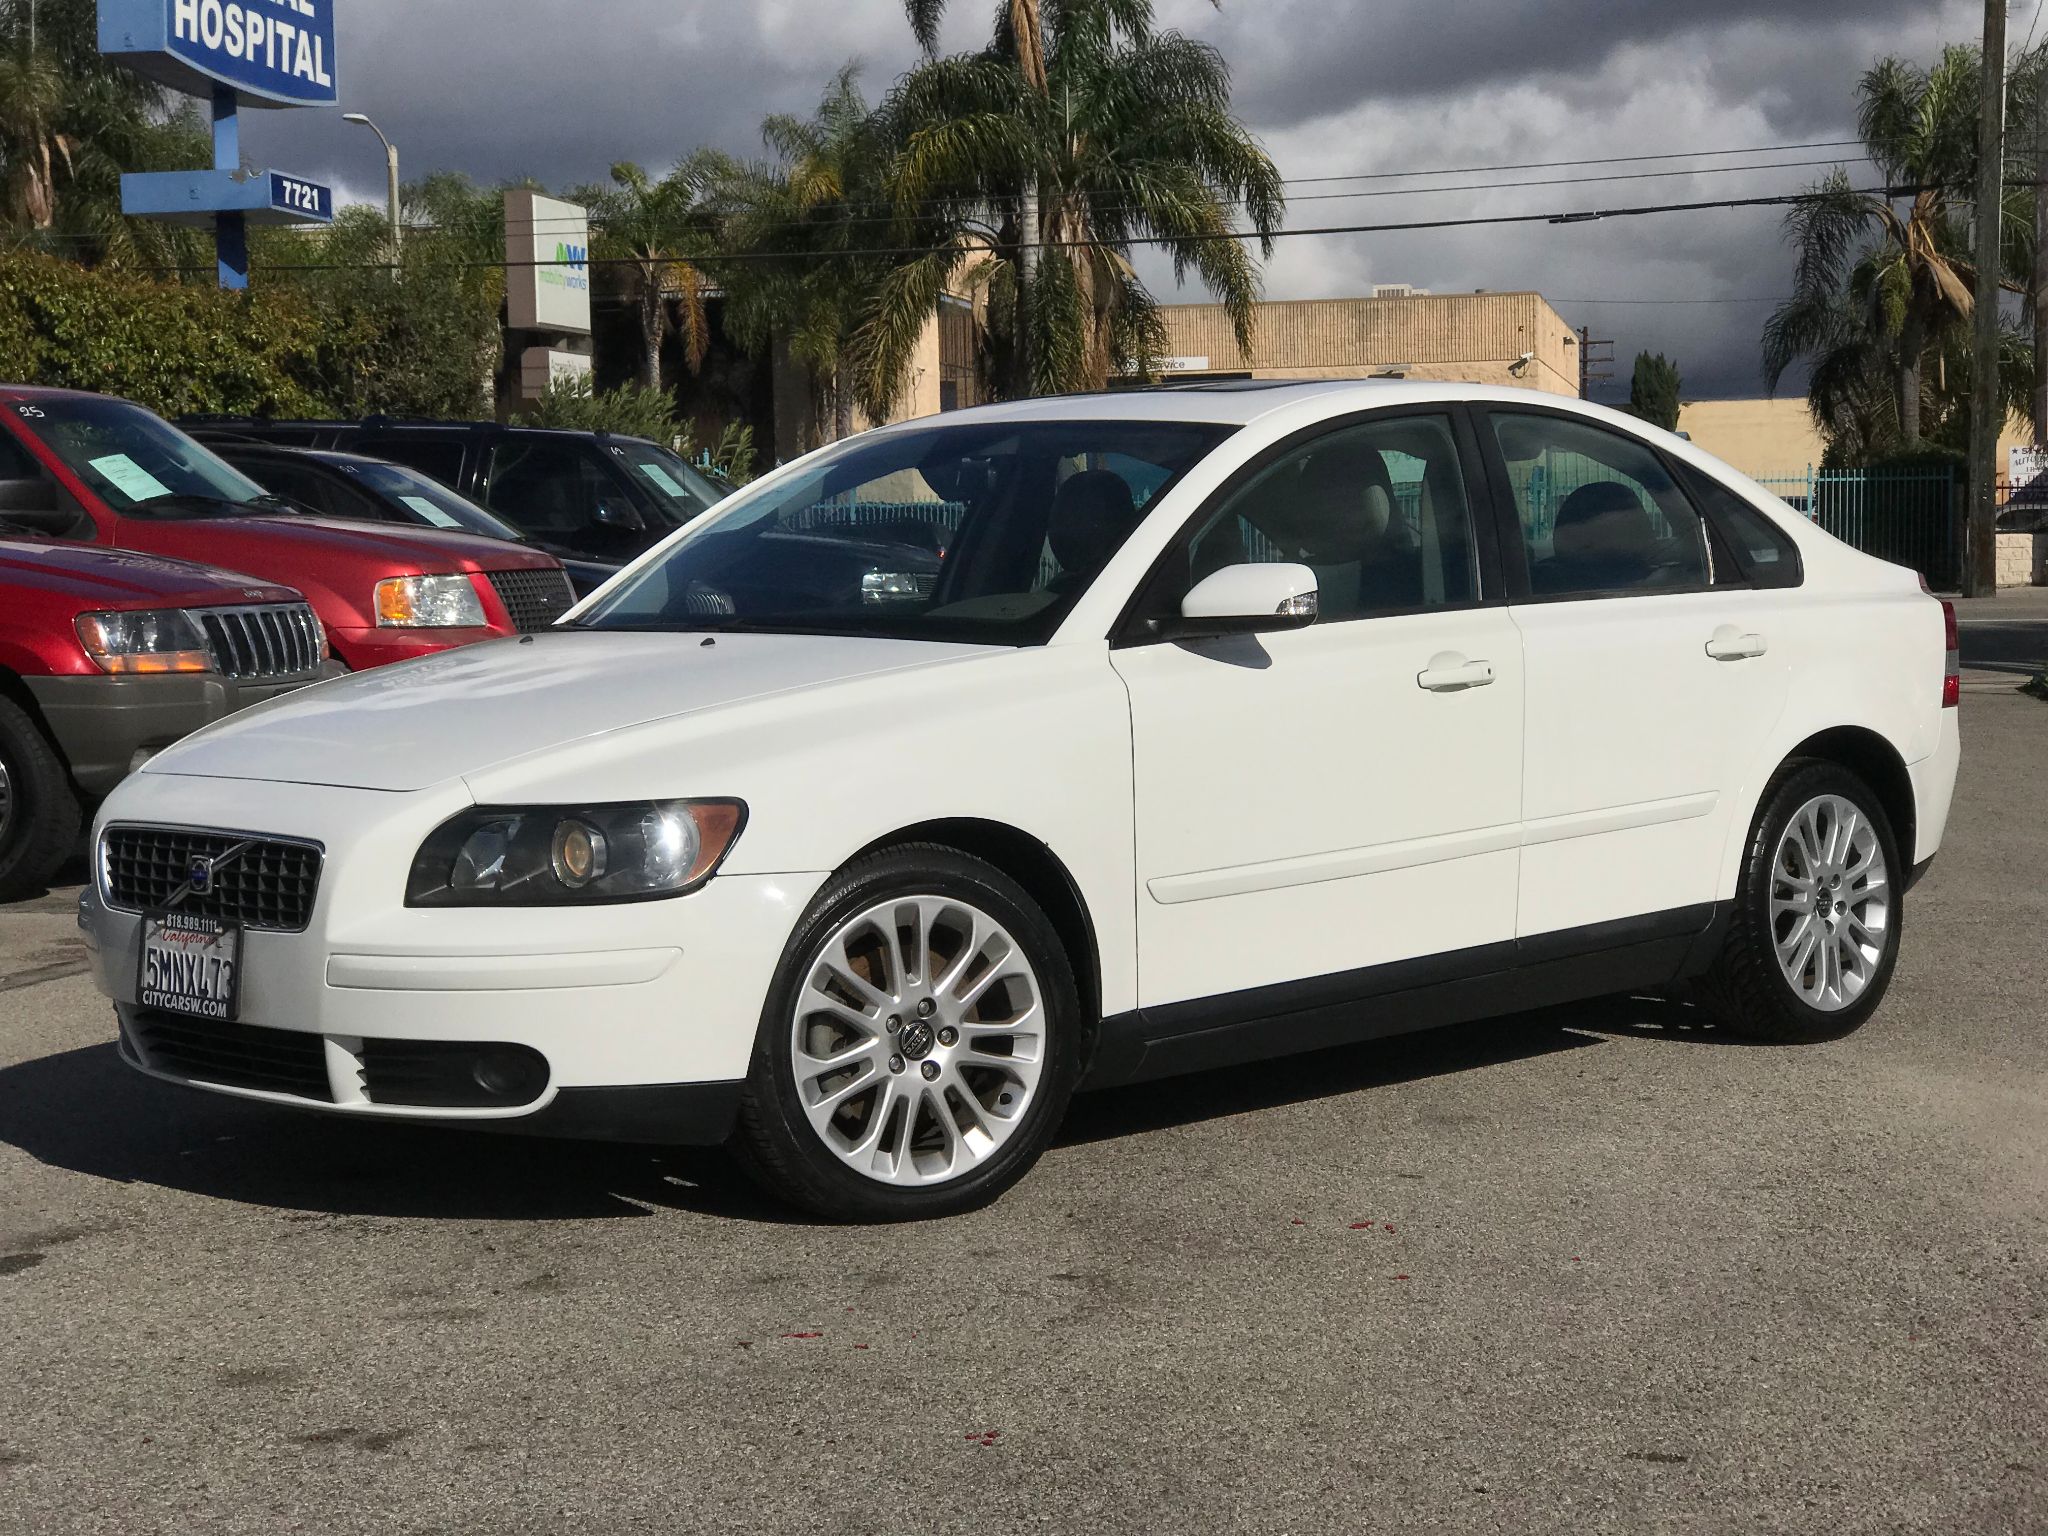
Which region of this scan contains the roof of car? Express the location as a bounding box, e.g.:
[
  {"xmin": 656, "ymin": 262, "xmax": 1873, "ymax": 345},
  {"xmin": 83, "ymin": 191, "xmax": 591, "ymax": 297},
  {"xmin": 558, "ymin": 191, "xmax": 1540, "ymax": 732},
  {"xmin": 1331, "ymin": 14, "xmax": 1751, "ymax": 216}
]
[{"xmin": 896, "ymin": 379, "xmax": 1581, "ymax": 428}]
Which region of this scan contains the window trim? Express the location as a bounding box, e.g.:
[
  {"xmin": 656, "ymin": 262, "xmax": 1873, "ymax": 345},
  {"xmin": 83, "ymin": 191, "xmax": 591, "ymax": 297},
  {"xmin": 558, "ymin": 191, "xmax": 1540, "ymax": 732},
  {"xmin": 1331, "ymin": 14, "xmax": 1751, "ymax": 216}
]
[
  {"xmin": 1110, "ymin": 404, "xmax": 1508, "ymax": 649},
  {"xmin": 1473, "ymin": 403, "xmax": 1741, "ymax": 605},
  {"xmin": 1670, "ymin": 458, "xmax": 1807, "ymax": 590}
]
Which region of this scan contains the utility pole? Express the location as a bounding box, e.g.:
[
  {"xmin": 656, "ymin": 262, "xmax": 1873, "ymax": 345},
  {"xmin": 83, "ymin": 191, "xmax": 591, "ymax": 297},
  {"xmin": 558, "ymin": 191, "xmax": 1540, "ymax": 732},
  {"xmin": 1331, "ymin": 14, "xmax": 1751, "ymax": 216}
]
[
  {"xmin": 1576, "ymin": 326, "xmax": 1614, "ymax": 401},
  {"xmin": 2035, "ymin": 52, "xmax": 2048, "ymax": 450},
  {"xmin": 1966, "ymin": 0, "xmax": 2006, "ymax": 598}
]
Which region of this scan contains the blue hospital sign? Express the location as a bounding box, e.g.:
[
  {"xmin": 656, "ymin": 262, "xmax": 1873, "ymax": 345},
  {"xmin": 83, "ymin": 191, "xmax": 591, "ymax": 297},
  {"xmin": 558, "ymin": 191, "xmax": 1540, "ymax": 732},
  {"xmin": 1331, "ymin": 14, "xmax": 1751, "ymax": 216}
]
[{"xmin": 99, "ymin": 0, "xmax": 338, "ymax": 108}]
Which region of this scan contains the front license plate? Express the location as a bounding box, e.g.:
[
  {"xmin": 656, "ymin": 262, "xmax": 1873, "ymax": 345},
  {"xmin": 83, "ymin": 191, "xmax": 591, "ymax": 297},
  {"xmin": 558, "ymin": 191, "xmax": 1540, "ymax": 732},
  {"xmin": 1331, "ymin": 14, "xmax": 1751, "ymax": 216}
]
[{"xmin": 138, "ymin": 910, "xmax": 242, "ymax": 1022}]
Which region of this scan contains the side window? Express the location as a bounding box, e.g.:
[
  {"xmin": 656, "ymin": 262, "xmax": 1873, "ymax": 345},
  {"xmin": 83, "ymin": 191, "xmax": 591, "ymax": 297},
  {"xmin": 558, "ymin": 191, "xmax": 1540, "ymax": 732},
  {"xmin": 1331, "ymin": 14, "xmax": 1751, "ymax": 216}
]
[
  {"xmin": 359, "ymin": 435, "xmax": 465, "ymax": 489},
  {"xmin": 1166, "ymin": 414, "xmax": 1482, "ymax": 624},
  {"xmin": 0, "ymin": 426, "xmax": 40, "ymax": 479},
  {"xmin": 1489, "ymin": 412, "xmax": 1722, "ymax": 597},
  {"xmin": 1685, "ymin": 471, "xmax": 1803, "ymax": 588}
]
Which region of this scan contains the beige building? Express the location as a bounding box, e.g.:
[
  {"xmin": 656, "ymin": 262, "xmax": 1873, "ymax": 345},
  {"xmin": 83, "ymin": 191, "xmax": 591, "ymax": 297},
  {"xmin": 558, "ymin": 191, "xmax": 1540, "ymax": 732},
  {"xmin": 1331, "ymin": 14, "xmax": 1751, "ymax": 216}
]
[{"xmin": 1142, "ymin": 291, "xmax": 1581, "ymax": 396}]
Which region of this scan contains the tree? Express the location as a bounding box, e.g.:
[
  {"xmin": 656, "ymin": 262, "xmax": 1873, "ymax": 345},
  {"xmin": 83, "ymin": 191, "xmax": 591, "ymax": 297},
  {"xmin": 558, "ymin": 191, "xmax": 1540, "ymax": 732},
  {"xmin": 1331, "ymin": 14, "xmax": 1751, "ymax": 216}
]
[
  {"xmin": 882, "ymin": 0, "xmax": 1283, "ymax": 398},
  {"xmin": 0, "ymin": 0, "xmax": 210, "ymax": 270},
  {"xmin": 716, "ymin": 69, "xmax": 938, "ymax": 444},
  {"xmin": 1627, "ymin": 352, "xmax": 1682, "ymax": 430},
  {"xmin": 581, "ymin": 158, "xmax": 720, "ymax": 391},
  {"xmin": 1763, "ymin": 45, "xmax": 2041, "ymax": 452}
]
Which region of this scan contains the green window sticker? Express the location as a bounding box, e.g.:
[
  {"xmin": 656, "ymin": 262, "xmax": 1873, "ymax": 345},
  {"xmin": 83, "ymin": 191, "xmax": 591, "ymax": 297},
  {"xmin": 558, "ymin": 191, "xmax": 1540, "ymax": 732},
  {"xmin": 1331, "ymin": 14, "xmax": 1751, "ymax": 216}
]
[
  {"xmin": 635, "ymin": 462, "xmax": 687, "ymax": 497},
  {"xmin": 89, "ymin": 453, "xmax": 173, "ymax": 502},
  {"xmin": 400, "ymin": 495, "xmax": 463, "ymax": 530}
]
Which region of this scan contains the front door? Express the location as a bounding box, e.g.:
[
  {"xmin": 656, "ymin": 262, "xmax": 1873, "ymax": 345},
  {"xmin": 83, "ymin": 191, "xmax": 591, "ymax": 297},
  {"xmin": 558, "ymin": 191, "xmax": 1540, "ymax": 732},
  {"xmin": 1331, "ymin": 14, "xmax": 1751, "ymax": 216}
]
[{"xmin": 1112, "ymin": 410, "xmax": 1525, "ymax": 1014}]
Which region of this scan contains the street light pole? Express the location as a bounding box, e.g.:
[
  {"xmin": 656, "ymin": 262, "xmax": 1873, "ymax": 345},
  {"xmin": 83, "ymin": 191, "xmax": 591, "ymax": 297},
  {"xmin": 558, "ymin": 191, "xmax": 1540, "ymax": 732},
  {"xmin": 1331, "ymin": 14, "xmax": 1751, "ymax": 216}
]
[
  {"xmin": 342, "ymin": 113, "xmax": 401, "ymax": 276},
  {"xmin": 1965, "ymin": 0, "xmax": 2005, "ymax": 598}
]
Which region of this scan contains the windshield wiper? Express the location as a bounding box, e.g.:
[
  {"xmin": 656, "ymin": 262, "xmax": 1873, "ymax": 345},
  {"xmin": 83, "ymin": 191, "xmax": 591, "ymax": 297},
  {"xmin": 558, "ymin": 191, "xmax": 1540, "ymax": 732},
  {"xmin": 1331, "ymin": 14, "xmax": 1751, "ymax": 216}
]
[{"xmin": 128, "ymin": 492, "xmax": 292, "ymax": 518}]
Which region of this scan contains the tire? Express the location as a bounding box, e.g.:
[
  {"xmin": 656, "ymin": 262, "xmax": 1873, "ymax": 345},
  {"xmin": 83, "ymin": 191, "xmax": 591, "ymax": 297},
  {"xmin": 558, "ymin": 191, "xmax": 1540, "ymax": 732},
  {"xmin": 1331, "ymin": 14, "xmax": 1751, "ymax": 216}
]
[
  {"xmin": 1699, "ymin": 759, "xmax": 1904, "ymax": 1043},
  {"xmin": 732, "ymin": 843, "xmax": 1083, "ymax": 1221},
  {"xmin": 0, "ymin": 693, "xmax": 82, "ymax": 905}
]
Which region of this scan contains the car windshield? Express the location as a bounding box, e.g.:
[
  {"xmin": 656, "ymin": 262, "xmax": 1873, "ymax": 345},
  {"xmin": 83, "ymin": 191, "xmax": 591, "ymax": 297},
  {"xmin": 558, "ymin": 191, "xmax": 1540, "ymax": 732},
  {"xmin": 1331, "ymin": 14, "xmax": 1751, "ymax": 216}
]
[
  {"xmin": 20, "ymin": 396, "xmax": 277, "ymax": 513},
  {"xmin": 603, "ymin": 439, "xmax": 730, "ymax": 525},
  {"xmin": 342, "ymin": 460, "xmax": 524, "ymax": 540},
  {"xmin": 579, "ymin": 418, "xmax": 1232, "ymax": 644}
]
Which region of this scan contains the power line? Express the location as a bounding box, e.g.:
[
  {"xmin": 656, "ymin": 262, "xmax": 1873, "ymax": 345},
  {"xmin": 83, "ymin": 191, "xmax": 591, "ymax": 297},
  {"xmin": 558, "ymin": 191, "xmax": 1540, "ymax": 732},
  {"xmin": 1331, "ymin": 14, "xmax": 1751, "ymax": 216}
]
[
  {"xmin": 469, "ymin": 153, "xmax": 1877, "ymax": 239},
  {"xmin": 148, "ymin": 181, "xmax": 1929, "ymax": 276},
  {"xmin": 1283, "ymin": 139, "xmax": 1865, "ymax": 185}
]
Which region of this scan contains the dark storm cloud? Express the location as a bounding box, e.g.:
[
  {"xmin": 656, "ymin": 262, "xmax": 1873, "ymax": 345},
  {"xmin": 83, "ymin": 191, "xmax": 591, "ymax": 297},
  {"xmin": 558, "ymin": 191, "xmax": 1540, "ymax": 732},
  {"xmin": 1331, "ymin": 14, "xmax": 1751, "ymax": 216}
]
[
  {"xmin": 1196, "ymin": 0, "xmax": 1950, "ymax": 133},
  {"xmin": 235, "ymin": 0, "xmax": 1984, "ymax": 400}
]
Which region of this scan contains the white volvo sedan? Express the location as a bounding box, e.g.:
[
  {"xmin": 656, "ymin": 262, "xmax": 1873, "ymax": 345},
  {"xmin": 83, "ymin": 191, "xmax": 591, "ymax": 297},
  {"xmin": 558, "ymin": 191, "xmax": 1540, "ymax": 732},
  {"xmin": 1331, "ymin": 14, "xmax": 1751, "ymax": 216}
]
[{"xmin": 79, "ymin": 382, "xmax": 1961, "ymax": 1219}]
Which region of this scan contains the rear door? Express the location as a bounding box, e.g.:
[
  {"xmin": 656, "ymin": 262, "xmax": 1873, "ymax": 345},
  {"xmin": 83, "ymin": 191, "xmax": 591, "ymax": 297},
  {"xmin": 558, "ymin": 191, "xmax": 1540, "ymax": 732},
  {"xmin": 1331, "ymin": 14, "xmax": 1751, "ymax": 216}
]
[
  {"xmin": 1112, "ymin": 408, "xmax": 1525, "ymax": 1012},
  {"xmin": 1477, "ymin": 406, "xmax": 1791, "ymax": 939}
]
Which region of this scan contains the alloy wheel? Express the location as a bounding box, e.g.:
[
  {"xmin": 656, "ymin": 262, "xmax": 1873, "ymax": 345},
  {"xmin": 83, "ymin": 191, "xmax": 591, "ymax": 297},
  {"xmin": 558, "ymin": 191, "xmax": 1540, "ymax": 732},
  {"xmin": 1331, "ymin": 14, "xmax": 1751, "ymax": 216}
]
[
  {"xmin": 788, "ymin": 894, "xmax": 1046, "ymax": 1186},
  {"xmin": 1769, "ymin": 793, "xmax": 1890, "ymax": 1012},
  {"xmin": 0, "ymin": 755, "xmax": 14, "ymax": 851}
]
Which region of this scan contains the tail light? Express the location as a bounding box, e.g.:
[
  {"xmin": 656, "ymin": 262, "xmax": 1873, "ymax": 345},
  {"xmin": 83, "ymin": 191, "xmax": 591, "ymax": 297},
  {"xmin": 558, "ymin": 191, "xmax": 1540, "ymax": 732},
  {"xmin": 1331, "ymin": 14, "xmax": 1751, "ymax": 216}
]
[{"xmin": 1941, "ymin": 600, "xmax": 1959, "ymax": 708}]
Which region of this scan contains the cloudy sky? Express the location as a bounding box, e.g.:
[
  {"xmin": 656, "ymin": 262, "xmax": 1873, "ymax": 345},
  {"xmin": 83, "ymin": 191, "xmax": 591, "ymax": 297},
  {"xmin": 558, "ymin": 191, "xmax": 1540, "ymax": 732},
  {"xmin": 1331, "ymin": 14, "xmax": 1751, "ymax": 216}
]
[{"xmin": 246, "ymin": 0, "xmax": 1989, "ymax": 399}]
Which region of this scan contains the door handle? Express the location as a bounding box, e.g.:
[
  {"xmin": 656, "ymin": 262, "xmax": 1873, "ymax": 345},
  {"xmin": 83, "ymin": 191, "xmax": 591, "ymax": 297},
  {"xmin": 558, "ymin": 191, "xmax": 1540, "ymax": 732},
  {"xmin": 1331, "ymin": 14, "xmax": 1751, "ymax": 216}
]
[
  {"xmin": 1705, "ymin": 626, "xmax": 1768, "ymax": 661},
  {"xmin": 1417, "ymin": 654, "xmax": 1496, "ymax": 692}
]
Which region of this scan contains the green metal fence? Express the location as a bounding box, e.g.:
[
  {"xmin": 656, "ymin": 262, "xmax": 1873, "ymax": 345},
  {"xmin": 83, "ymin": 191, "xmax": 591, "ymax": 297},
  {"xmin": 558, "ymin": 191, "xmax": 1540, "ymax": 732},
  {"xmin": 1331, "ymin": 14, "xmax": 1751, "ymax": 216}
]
[{"xmin": 1747, "ymin": 466, "xmax": 1960, "ymax": 589}]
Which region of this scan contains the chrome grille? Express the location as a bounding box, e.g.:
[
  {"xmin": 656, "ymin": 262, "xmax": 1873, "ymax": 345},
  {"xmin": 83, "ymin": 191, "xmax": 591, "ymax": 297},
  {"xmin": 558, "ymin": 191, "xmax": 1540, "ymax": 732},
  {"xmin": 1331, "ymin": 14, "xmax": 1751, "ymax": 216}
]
[
  {"xmin": 102, "ymin": 827, "xmax": 322, "ymax": 931},
  {"xmin": 197, "ymin": 603, "xmax": 323, "ymax": 680},
  {"xmin": 485, "ymin": 567, "xmax": 575, "ymax": 632}
]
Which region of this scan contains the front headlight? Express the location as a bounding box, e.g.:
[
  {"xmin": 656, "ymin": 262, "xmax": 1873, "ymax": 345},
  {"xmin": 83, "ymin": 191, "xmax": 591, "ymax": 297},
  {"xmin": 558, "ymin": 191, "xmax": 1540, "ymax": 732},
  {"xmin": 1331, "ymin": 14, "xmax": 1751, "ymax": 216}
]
[
  {"xmin": 406, "ymin": 800, "xmax": 746, "ymax": 906},
  {"xmin": 375, "ymin": 574, "xmax": 486, "ymax": 629},
  {"xmin": 74, "ymin": 609, "xmax": 213, "ymax": 675}
]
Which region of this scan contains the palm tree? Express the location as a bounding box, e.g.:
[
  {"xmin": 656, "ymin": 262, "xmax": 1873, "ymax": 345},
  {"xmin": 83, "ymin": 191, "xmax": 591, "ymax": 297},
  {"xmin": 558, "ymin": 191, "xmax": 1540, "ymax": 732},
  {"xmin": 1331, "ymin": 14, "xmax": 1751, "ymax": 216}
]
[
  {"xmin": 1764, "ymin": 45, "xmax": 2038, "ymax": 448},
  {"xmin": 0, "ymin": 41, "xmax": 72, "ymax": 228},
  {"xmin": 883, "ymin": 0, "xmax": 1281, "ymax": 398},
  {"xmin": 717, "ymin": 70, "xmax": 923, "ymax": 445},
  {"xmin": 582, "ymin": 158, "xmax": 720, "ymax": 391}
]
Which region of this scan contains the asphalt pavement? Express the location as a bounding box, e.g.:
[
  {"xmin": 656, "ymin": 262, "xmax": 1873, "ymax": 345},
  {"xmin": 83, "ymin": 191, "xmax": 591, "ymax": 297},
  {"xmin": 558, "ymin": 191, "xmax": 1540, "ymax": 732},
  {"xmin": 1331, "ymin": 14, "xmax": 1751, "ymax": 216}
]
[{"xmin": 0, "ymin": 640, "xmax": 2043, "ymax": 1534}]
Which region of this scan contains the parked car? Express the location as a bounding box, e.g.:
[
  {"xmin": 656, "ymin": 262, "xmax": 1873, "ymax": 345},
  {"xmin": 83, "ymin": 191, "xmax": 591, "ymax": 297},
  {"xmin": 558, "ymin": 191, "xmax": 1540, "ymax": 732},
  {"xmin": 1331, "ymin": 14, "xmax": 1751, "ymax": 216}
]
[
  {"xmin": 190, "ymin": 438, "xmax": 620, "ymax": 598},
  {"xmin": 83, "ymin": 382, "xmax": 1961, "ymax": 1220},
  {"xmin": 0, "ymin": 538, "xmax": 333, "ymax": 901},
  {"xmin": 1, "ymin": 389, "xmax": 578, "ymax": 671},
  {"xmin": 181, "ymin": 416, "xmax": 729, "ymax": 565}
]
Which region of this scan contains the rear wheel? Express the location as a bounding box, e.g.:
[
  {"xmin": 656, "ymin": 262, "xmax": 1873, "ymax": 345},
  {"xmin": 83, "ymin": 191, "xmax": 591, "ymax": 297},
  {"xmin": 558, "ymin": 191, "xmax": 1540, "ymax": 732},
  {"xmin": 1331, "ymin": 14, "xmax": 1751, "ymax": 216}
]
[
  {"xmin": 0, "ymin": 694, "xmax": 82, "ymax": 905},
  {"xmin": 733, "ymin": 844, "xmax": 1081, "ymax": 1221},
  {"xmin": 1701, "ymin": 760, "xmax": 1902, "ymax": 1043}
]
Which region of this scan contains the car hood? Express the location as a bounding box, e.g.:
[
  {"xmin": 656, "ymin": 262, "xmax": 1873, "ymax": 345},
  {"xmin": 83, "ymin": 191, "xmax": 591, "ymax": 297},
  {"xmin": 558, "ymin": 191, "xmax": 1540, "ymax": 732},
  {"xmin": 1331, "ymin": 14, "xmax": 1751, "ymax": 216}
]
[
  {"xmin": 140, "ymin": 629, "xmax": 997, "ymax": 792},
  {"xmin": 120, "ymin": 513, "xmax": 559, "ymax": 577},
  {"xmin": 0, "ymin": 538, "xmax": 301, "ymax": 608}
]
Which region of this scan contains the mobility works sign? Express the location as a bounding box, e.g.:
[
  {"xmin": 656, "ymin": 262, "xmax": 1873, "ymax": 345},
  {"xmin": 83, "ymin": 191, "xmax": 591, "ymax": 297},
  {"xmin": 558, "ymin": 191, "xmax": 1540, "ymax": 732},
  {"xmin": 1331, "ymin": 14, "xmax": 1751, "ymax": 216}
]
[
  {"xmin": 100, "ymin": 0, "xmax": 337, "ymax": 107},
  {"xmin": 505, "ymin": 191, "xmax": 593, "ymax": 337}
]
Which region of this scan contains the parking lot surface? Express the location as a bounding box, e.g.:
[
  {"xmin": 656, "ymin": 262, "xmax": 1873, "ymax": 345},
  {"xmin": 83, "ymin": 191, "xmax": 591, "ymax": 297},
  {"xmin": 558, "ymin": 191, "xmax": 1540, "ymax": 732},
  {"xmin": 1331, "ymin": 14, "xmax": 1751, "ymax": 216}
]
[{"xmin": 1, "ymin": 688, "xmax": 2043, "ymax": 1534}]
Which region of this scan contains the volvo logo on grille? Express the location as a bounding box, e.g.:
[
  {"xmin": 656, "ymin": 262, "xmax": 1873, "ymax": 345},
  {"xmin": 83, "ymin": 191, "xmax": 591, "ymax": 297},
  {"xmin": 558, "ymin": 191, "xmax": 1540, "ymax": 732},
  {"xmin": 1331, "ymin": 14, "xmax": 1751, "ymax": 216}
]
[{"xmin": 172, "ymin": 840, "xmax": 253, "ymax": 906}]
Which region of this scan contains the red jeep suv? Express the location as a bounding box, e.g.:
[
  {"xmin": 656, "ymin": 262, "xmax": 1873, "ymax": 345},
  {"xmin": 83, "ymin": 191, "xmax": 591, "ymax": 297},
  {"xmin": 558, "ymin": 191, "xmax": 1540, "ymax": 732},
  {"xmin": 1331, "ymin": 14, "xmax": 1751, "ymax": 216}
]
[
  {"xmin": 0, "ymin": 539, "xmax": 334, "ymax": 901},
  {"xmin": 0, "ymin": 388, "xmax": 576, "ymax": 670}
]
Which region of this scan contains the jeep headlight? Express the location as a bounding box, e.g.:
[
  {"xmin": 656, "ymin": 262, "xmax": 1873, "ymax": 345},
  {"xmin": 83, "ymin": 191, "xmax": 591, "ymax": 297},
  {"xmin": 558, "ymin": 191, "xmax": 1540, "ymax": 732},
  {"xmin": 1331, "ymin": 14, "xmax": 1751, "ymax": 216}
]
[
  {"xmin": 74, "ymin": 609, "xmax": 213, "ymax": 674},
  {"xmin": 375, "ymin": 574, "xmax": 487, "ymax": 629},
  {"xmin": 406, "ymin": 800, "xmax": 746, "ymax": 906}
]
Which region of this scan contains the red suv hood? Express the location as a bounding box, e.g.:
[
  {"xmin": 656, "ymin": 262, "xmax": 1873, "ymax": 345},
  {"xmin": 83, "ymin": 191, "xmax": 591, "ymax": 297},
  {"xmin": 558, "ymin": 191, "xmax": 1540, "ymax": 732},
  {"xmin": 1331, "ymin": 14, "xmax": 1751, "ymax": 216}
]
[
  {"xmin": 118, "ymin": 513, "xmax": 557, "ymax": 577},
  {"xmin": 0, "ymin": 537, "xmax": 301, "ymax": 609}
]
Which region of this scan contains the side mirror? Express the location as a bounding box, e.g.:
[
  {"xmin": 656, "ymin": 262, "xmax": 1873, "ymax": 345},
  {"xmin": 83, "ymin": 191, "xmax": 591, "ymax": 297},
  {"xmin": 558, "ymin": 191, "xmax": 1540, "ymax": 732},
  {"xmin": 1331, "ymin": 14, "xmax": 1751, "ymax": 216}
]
[
  {"xmin": 594, "ymin": 498, "xmax": 646, "ymax": 533},
  {"xmin": 1178, "ymin": 562, "xmax": 1319, "ymax": 637}
]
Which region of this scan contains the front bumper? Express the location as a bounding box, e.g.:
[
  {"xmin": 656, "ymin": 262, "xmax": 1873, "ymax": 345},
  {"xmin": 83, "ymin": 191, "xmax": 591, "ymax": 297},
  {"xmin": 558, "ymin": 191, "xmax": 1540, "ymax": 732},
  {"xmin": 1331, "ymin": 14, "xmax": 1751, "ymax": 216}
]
[
  {"xmin": 80, "ymin": 774, "xmax": 824, "ymax": 1141},
  {"xmin": 27, "ymin": 665, "xmax": 343, "ymax": 798}
]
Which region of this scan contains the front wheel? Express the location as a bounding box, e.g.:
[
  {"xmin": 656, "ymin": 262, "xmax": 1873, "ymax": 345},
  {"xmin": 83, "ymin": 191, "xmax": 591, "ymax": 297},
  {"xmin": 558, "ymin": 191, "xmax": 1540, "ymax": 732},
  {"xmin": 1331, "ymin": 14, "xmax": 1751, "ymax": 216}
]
[
  {"xmin": 1700, "ymin": 760, "xmax": 1903, "ymax": 1043},
  {"xmin": 733, "ymin": 844, "xmax": 1081, "ymax": 1221},
  {"xmin": 0, "ymin": 695, "xmax": 81, "ymax": 905}
]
